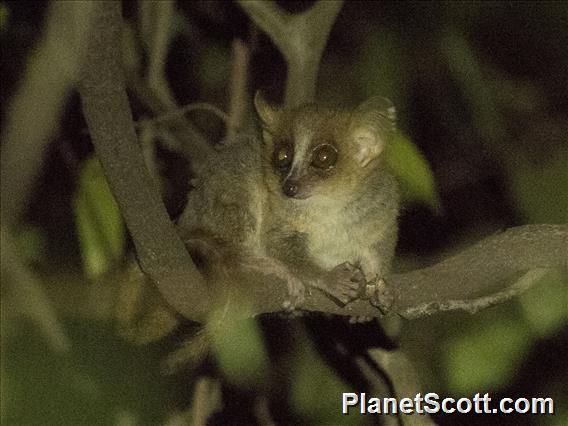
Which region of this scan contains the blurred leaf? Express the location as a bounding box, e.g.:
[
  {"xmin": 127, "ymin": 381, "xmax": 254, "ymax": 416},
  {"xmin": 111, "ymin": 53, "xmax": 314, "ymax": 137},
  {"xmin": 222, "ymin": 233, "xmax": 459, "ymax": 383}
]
[
  {"xmin": 443, "ymin": 319, "xmax": 532, "ymax": 393},
  {"xmin": 210, "ymin": 306, "xmax": 269, "ymax": 388},
  {"xmin": 357, "ymin": 28, "xmax": 410, "ymax": 106},
  {"xmin": 74, "ymin": 157, "xmax": 125, "ymax": 278},
  {"xmin": 0, "ymin": 3, "xmax": 8, "ymax": 32},
  {"xmin": 122, "ymin": 23, "xmax": 142, "ymax": 72},
  {"xmin": 291, "ymin": 340, "xmax": 364, "ymax": 425},
  {"xmin": 506, "ymin": 148, "xmax": 568, "ymax": 224},
  {"xmin": 385, "ymin": 133, "xmax": 441, "ymax": 212},
  {"xmin": 519, "ymin": 271, "xmax": 568, "ymax": 338},
  {"xmin": 15, "ymin": 225, "xmax": 48, "ymax": 264},
  {"xmin": 549, "ymin": 414, "xmax": 568, "ymax": 426},
  {"xmin": 441, "ymin": 32, "xmax": 505, "ymax": 145},
  {"xmin": 198, "ymin": 44, "xmax": 230, "ymax": 92},
  {"xmin": 3, "ymin": 320, "xmax": 169, "ymax": 424}
]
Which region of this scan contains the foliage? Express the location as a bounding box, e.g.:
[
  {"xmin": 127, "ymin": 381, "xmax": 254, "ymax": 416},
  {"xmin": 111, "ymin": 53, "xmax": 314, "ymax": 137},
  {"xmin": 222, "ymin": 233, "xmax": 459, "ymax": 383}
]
[
  {"xmin": 1, "ymin": 1, "xmax": 566, "ymax": 424},
  {"xmin": 74, "ymin": 156, "xmax": 125, "ymax": 278}
]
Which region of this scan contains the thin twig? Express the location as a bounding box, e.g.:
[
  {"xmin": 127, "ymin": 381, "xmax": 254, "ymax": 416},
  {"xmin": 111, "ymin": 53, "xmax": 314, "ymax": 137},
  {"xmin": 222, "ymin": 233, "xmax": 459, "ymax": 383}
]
[
  {"xmin": 227, "ymin": 39, "xmax": 250, "ymax": 140},
  {"xmin": 367, "ymin": 349, "xmax": 436, "ymax": 425},
  {"xmin": 132, "ymin": 0, "xmax": 216, "ymax": 162},
  {"xmin": 125, "ymin": 71, "xmax": 215, "ymax": 164},
  {"xmin": 190, "ymin": 376, "xmax": 222, "ymax": 425},
  {"xmin": 136, "ymin": 102, "xmax": 231, "ymax": 129},
  {"xmin": 140, "ymin": 0, "xmax": 178, "ymax": 108}
]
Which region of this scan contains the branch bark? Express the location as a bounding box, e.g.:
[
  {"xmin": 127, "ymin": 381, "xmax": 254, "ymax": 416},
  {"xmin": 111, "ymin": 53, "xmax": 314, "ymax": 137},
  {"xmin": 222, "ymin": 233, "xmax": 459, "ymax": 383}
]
[
  {"xmin": 238, "ymin": 0, "xmax": 344, "ymax": 107},
  {"xmin": 234, "ymin": 224, "xmax": 566, "ymax": 320},
  {"xmin": 42, "ymin": 224, "xmax": 566, "ymax": 325},
  {"xmin": 77, "ymin": 1, "xmax": 209, "ymax": 321}
]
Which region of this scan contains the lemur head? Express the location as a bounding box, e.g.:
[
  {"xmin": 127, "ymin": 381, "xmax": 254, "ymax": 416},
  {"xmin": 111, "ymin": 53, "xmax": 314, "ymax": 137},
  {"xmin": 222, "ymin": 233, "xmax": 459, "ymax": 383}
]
[{"xmin": 255, "ymin": 92, "xmax": 396, "ymax": 202}]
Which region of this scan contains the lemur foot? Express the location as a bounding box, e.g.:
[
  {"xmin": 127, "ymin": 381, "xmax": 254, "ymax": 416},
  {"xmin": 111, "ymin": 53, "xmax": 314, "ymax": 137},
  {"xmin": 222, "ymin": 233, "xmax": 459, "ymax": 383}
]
[
  {"xmin": 348, "ymin": 315, "xmax": 374, "ymax": 324},
  {"xmin": 281, "ymin": 275, "xmax": 306, "ymax": 311},
  {"xmin": 326, "ymin": 262, "xmax": 366, "ymax": 305},
  {"xmin": 365, "ymin": 277, "xmax": 394, "ymax": 314}
]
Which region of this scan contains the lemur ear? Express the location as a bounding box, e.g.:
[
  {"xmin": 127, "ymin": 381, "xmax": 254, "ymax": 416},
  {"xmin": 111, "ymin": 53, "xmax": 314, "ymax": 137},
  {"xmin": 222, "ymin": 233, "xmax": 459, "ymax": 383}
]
[
  {"xmin": 350, "ymin": 96, "xmax": 397, "ymax": 167},
  {"xmin": 254, "ymin": 91, "xmax": 281, "ymax": 131}
]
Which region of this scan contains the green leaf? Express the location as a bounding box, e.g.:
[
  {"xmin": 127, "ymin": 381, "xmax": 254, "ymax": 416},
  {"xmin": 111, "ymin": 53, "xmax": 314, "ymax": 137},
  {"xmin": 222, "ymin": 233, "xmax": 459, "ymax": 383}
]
[
  {"xmin": 290, "ymin": 340, "xmax": 363, "ymax": 425},
  {"xmin": 385, "ymin": 133, "xmax": 441, "ymax": 212},
  {"xmin": 443, "ymin": 319, "xmax": 531, "ymax": 393},
  {"xmin": 15, "ymin": 225, "xmax": 47, "ymax": 265},
  {"xmin": 210, "ymin": 305, "xmax": 269, "ymax": 388},
  {"xmin": 0, "ymin": 3, "xmax": 8, "ymax": 33},
  {"xmin": 519, "ymin": 271, "xmax": 568, "ymax": 338},
  {"xmin": 506, "ymin": 147, "xmax": 568, "ymax": 224},
  {"xmin": 74, "ymin": 157, "xmax": 125, "ymax": 278}
]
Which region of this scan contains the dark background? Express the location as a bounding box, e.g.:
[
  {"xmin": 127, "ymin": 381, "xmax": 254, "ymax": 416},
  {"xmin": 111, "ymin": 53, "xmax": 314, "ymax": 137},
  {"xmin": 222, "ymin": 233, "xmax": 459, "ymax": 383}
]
[{"xmin": 1, "ymin": 1, "xmax": 566, "ymax": 424}]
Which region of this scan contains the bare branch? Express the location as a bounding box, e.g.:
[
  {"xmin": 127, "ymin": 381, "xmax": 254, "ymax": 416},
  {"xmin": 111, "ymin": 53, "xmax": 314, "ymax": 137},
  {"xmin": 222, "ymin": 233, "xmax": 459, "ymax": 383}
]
[
  {"xmin": 139, "ymin": 0, "xmax": 177, "ymax": 108},
  {"xmin": 137, "ymin": 103, "xmax": 230, "ymax": 129},
  {"xmin": 77, "ymin": 1, "xmax": 209, "ymax": 321},
  {"xmin": 126, "ymin": 1, "xmax": 215, "ymax": 163},
  {"xmin": 125, "ymin": 71, "xmax": 215, "ymax": 164},
  {"xmin": 235, "ymin": 224, "xmax": 566, "ymax": 320},
  {"xmin": 42, "ymin": 225, "xmax": 566, "ymax": 325},
  {"xmin": 391, "ymin": 224, "xmax": 567, "ymax": 318},
  {"xmin": 238, "ymin": 0, "xmax": 344, "ymax": 107},
  {"xmin": 227, "ymin": 39, "xmax": 250, "ymax": 140},
  {"xmin": 237, "ymin": 1, "xmax": 289, "ymax": 52}
]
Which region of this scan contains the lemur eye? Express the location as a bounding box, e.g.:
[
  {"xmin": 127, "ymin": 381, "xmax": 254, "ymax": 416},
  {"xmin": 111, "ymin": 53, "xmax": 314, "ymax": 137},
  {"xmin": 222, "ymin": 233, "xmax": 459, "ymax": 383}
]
[
  {"xmin": 273, "ymin": 143, "xmax": 293, "ymax": 169},
  {"xmin": 312, "ymin": 144, "xmax": 338, "ymax": 169}
]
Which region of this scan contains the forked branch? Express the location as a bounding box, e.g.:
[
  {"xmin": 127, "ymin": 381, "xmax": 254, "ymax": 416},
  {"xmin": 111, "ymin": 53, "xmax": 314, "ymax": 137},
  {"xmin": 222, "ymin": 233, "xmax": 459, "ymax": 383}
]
[{"xmin": 238, "ymin": 0, "xmax": 344, "ymax": 107}]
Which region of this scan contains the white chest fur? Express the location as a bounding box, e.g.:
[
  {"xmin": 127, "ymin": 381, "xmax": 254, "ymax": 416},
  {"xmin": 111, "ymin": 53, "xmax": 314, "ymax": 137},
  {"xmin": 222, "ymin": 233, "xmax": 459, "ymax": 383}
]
[{"xmin": 304, "ymin": 207, "xmax": 382, "ymax": 279}]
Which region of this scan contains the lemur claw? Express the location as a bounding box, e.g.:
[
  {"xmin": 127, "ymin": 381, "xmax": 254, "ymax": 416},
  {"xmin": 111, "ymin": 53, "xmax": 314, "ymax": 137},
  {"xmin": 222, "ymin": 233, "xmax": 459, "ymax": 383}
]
[
  {"xmin": 327, "ymin": 262, "xmax": 367, "ymax": 305},
  {"xmin": 366, "ymin": 277, "xmax": 394, "ymax": 314}
]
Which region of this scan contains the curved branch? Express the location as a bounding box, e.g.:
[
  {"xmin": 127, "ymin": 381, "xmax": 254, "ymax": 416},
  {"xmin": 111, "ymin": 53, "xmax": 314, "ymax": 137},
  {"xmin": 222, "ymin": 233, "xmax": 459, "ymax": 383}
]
[
  {"xmin": 391, "ymin": 224, "xmax": 567, "ymax": 318},
  {"xmin": 237, "ymin": 1, "xmax": 290, "ymax": 53},
  {"xmin": 42, "ymin": 225, "xmax": 566, "ymax": 326},
  {"xmin": 77, "ymin": 1, "xmax": 209, "ymax": 321},
  {"xmin": 236, "ymin": 224, "xmax": 566, "ymax": 320}
]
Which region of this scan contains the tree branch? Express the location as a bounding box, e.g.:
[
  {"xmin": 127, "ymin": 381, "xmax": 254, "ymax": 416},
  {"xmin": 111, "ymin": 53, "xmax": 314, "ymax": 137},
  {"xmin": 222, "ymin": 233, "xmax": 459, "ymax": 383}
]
[
  {"xmin": 69, "ymin": 4, "xmax": 566, "ymax": 327},
  {"xmin": 77, "ymin": 1, "xmax": 209, "ymax": 321},
  {"xmin": 238, "ymin": 0, "xmax": 344, "ymax": 107},
  {"xmin": 124, "ymin": 1, "xmax": 215, "ymax": 165},
  {"xmin": 391, "ymin": 224, "xmax": 567, "ymax": 318},
  {"xmin": 234, "ymin": 224, "xmax": 567, "ymax": 320},
  {"xmin": 227, "ymin": 39, "xmax": 250, "ymax": 140},
  {"xmin": 139, "ymin": 0, "xmax": 178, "ymax": 109},
  {"xmin": 42, "ymin": 225, "xmax": 566, "ymax": 326}
]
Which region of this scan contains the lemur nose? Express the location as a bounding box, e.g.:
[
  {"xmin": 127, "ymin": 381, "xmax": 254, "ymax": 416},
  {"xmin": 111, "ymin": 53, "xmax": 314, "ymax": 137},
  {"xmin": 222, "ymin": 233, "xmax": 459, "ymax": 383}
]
[{"xmin": 283, "ymin": 181, "xmax": 299, "ymax": 197}]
